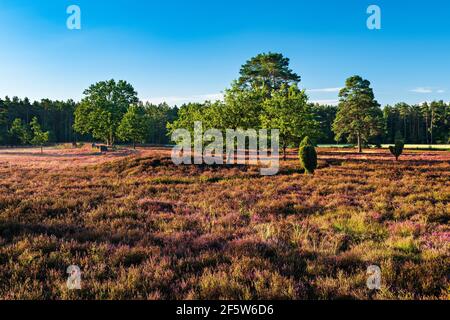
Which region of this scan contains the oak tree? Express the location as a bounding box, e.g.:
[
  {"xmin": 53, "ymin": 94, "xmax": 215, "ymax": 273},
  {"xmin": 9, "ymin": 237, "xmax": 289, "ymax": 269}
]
[{"xmin": 74, "ymin": 80, "xmax": 138, "ymax": 146}]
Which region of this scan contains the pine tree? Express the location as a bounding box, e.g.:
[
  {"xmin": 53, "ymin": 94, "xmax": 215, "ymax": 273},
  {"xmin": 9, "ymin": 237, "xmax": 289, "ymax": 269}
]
[{"xmin": 333, "ymin": 76, "xmax": 383, "ymax": 153}]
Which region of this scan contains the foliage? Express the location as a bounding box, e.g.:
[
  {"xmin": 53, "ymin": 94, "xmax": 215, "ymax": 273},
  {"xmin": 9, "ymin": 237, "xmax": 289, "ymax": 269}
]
[
  {"xmin": 298, "ymin": 137, "xmax": 317, "ymax": 174},
  {"xmin": 167, "ymin": 85, "xmax": 268, "ymax": 137},
  {"xmin": 384, "ymin": 101, "xmax": 449, "ymax": 144},
  {"xmin": 168, "ymin": 53, "xmax": 315, "ymax": 155},
  {"xmin": 0, "ymin": 97, "xmax": 77, "ymax": 145},
  {"xmin": 238, "ymin": 52, "xmax": 301, "ymax": 91},
  {"xmin": 144, "ymin": 103, "xmax": 179, "ymax": 144},
  {"xmin": 167, "ymin": 102, "xmax": 214, "ymax": 136},
  {"xmin": 222, "ymin": 83, "xmax": 267, "ymax": 129},
  {"xmin": 74, "ymin": 80, "xmax": 139, "ymax": 145},
  {"xmin": 0, "ymin": 56, "xmax": 449, "ymax": 149},
  {"xmin": 261, "ymin": 85, "xmax": 318, "ymax": 159},
  {"xmin": 299, "ymin": 136, "xmax": 315, "ymax": 148},
  {"xmin": 8, "ymin": 118, "xmax": 31, "ymax": 145},
  {"xmin": 0, "ymin": 96, "xmax": 182, "ymax": 146},
  {"xmin": 333, "ymin": 76, "xmax": 384, "ymax": 152},
  {"xmin": 311, "ymin": 104, "xmax": 338, "ymax": 144},
  {"xmin": 389, "ymin": 134, "xmax": 405, "ymax": 161},
  {"xmin": 0, "ymin": 100, "xmax": 8, "ymax": 145},
  {"xmin": 30, "ymin": 117, "xmax": 50, "ymax": 153},
  {"xmin": 117, "ymin": 104, "xmax": 150, "ymax": 148},
  {"xmin": 1, "ymin": 55, "xmax": 450, "ymax": 149}
]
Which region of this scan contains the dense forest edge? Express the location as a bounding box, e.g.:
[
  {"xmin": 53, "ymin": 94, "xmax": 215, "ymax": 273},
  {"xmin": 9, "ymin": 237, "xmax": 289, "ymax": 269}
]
[{"xmin": 0, "ymin": 53, "xmax": 448, "ymax": 150}]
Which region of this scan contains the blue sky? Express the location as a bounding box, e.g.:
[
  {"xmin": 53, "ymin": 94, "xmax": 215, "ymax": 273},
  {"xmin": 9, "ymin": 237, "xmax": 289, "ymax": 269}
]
[{"xmin": 0, "ymin": 0, "xmax": 449, "ymax": 106}]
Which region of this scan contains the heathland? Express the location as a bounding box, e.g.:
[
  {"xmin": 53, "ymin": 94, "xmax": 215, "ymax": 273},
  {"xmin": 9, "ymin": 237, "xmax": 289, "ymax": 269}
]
[{"xmin": 0, "ymin": 146, "xmax": 448, "ymax": 299}]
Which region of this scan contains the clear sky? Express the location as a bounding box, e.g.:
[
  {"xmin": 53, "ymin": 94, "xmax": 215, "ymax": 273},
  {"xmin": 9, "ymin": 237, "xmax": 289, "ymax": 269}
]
[{"xmin": 0, "ymin": 0, "xmax": 449, "ymax": 106}]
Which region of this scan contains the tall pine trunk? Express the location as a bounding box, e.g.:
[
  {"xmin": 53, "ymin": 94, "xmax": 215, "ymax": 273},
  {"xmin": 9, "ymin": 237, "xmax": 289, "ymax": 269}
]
[
  {"xmin": 430, "ymin": 108, "xmax": 434, "ymax": 144},
  {"xmin": 357, "ymin": 133, "xmax": 362, "ymax": 153}
]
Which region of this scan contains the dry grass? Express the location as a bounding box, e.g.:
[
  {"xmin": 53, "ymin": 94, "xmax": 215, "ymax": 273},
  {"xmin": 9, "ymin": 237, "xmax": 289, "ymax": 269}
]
[
  {"xmin": 0, "ymin": 147, "xmax": 448, "ymax": 300},
  {"xmin": 0, "ymin": 145, "xmax": 138, "ymax": 170}
]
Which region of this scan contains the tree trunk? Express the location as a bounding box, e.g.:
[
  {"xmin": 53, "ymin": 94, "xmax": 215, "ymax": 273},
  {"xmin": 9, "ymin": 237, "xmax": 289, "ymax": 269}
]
[
  {"xmin": 404, "ymin": 118, "xmax": 407, "ymax": 141},
  {"xmin": 430, "ymin": 108, "xmax": 434, "ymax": 144},
  {"xmin": 357, "ymin": 133, "xmax": 362, "ymax": 153},
  {"xmin": 133, "ymin": 141, "xmax": 136, "ymax": 149},
  {"xmin": 109, "ymin": 131, "xmax": 114, "ymax": 147},
  {"xmin": 283, "ymin": 145, "xmax": 287, "ymax": 161},
  {"xmin": 40, "ymin": 146, "xmax": 43, "ymax": 154},
  {"xmin": 417, "ymin": 118, "xmax": 420, "ymax": 143}
]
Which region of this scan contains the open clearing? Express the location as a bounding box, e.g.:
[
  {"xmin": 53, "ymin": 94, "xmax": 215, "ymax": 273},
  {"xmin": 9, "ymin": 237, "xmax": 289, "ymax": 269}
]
[{"xmin": 0, "ymin": 147, "xmax": 448, "ymax": 299}]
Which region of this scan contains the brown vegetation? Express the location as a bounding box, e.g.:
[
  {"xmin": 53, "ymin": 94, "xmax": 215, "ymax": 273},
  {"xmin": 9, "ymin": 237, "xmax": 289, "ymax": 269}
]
[{"xmin": 0, "ymin": 147, "xmax": 448, "ymax": 299}]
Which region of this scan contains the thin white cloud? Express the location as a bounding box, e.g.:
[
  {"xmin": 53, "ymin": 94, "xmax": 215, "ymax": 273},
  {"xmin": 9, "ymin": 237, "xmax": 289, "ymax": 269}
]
[
  {"xmin": 307, "ymin": 87, "xmax": 342, "ymax": 93},
  {"xmin": 310, "ymin": 99, "xmax": 339, "ymax": 105},
  {"xmin": 410, "ymin": 87, "xmax": 447, "ymax": 94},
  {"xmin": 145, "ymin": 93, "xmax": 340, "ymax": 106},
  {"xmin": 410, "ymin": 87, "xmax": 433, "ymax": 93},
  {"xmin": 144, "ymin": 93, "xmax": 224, "ymax": 105}
]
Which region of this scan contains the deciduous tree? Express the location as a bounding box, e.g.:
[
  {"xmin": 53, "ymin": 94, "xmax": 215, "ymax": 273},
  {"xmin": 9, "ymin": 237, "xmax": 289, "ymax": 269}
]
[
  {"xmin": 74, "ymin": 80, "xmax": 138, "ymax": 146},
  {"xmin": 30, "ymin": 117, "xmax": 49, "ymax": 153},
  {"xmin": 261, "ymin": 85, "xmax": 318, "ymax": 160},
  {"xmin": 8, "ymin": 118, "xmax": 30, "ymax": 145},
  {"xmin": 117, "ymin": 104, "xmax": 150, "ymax": 149}
]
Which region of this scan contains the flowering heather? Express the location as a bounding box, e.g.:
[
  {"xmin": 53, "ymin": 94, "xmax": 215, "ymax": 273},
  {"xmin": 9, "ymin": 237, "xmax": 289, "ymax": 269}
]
[{"xmin": 0, "ymin": 147, "xmax": 448, "ymax": 300}]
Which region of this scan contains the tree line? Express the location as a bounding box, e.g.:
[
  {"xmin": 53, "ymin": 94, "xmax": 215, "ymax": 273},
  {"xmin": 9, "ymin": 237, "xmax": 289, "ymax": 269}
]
[
  {"xmin": 0, "ymin": 97, "xmax": 77, "ymax": 145},
  {"xmin": 384, "ymin": 101, "xmax": 448, "ymax": 144},
  {"xmin": 0, "ymin": 94, "xmax": 178, "ymax": 147},
  {"xmin": 168, "ymin": 53, "xmax": 449, "ymax": 155},
  {"xmin": 0, "ymin": 53, "xmax": 448, "ymax": 150}
]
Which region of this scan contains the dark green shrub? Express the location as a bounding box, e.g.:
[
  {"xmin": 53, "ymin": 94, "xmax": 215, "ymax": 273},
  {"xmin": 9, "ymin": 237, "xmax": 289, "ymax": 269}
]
[
  {"xmin": 299, "ymin": 136, "xmax": 314, "ymax": 148},
  {"xmin": 389, "ymin": 139, "xmax": 404, "ymax": 161},
  {"xmin": 299, "ymin": 137, "xmax": 317, "ymax": 174}
]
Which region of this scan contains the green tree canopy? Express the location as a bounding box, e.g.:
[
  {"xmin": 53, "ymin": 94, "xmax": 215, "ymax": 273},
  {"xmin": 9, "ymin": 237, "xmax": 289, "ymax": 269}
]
[
  {"xmin": 0, "ymin": 100, "xmax": 8, "ymax": 145},
  {"xmin": 238, "ymin": 52, "xmax": 301, "ymax": 91},
  {"xmin": 30, "ymin": 117, "xmax": 49, "ymax": 153},
  {"xmin": 145, "ymin": 103, "xmax": 179, "ymax": 144},
  {"xmin": 167, "ymin": 53, "xmax": 311, "ymax": 157},
  {"xmin": 117, "ymin": 104, "xmax": 150, "ymax": 149},
  {"xmin": 167, "ymin": 102, "xmax": 212, "ymax": 136},
  {"xmin": 261, "ymin": 85, "xmax": 318, "ymax": 160},
  {"xmin": 74, "ymin": 80, "xmax": 138, "ymax": 145},
  {"xmin": 310, "ymin": 104, "xmax": 337, "ymax": 144},
  {"xmin": 221, "ymin": 83, "xmax": 268, "ymax": 129},
  {"xmin": 332, "ymin": 75, "xmax": 383, "ymax": 152},
  {"xmin": 298, "ymin": 136, "xmax": 317, "ymax": 174},
  {"xmin": 8, "ymin": 118, "xmax": 30, "ymax": 145}
]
